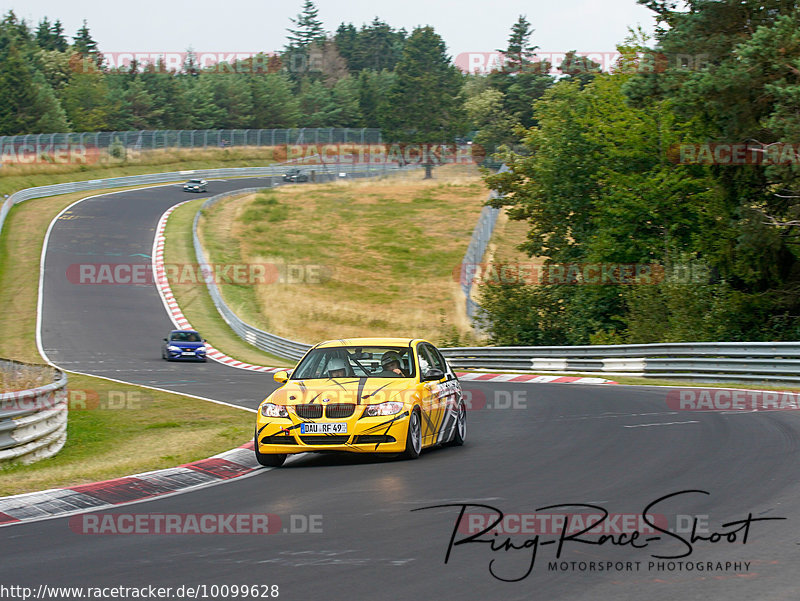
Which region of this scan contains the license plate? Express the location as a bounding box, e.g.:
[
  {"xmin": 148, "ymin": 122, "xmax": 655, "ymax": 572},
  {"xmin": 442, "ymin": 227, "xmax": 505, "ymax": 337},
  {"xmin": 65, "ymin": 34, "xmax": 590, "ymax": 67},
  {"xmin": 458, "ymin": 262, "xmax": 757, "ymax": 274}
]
[
  {"xmin": 181, "ymin": 351, "xmax": 195, "ymax": 356},
  {"xmin": 300, "ymin": 423, "xmax": 347, "ymax": 434}
]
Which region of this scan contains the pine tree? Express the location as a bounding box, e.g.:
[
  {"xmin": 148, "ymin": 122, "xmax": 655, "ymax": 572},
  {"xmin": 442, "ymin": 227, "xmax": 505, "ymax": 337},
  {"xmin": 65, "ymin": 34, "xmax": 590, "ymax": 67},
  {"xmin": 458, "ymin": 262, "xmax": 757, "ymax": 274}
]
[
  {"xmin": 35, "ymin": 18, "xmax": 54, "ymax": 50},
  {"xmin": 498, "ymin": 15, "xmax": 538, "ymax": 73},
  {"xmin": 52, "ymin": 20, "xmax": 68, "ymax": 52},
  {"xmin": 72, "ymin": 20, "xmax": 102, "ymax": 68},
  {"xmin": 0, "ymin": 42, "xmax": 39, "ymax": 134},
  {"xmin": 383, "ymin": 26, "xmax": 466, "ymax": 143},
  {"xmin": 286, "ymin": 1, "xmax": 326, "ymax": 49}
]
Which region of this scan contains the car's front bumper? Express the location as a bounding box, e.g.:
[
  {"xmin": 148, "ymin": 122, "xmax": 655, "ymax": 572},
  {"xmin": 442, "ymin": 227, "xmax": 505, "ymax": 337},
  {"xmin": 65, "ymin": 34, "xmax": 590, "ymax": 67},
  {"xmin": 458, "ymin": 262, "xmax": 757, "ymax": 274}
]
[
  {"xmin": 256, "ymin": 410, "xmax": 411, "ymax": 454},
  {"xmin": 167, "ymin": 349, "xmax": 206, "ymax": 360}
]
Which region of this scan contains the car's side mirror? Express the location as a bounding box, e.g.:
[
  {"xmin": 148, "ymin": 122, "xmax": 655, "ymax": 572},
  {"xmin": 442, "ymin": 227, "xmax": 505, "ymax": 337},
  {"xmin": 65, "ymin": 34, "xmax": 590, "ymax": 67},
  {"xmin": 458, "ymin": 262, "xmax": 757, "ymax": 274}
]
[
  {"xmin": 273, "ymin": 371, "xmax": 289, "ymax": 384},
  {"xmin": 423, "ymin": 368, "xmax": 444, "ymax": 382},
  {"xmin": 162, "ymin": 338, "xmax": 168, "ymax": 342}
]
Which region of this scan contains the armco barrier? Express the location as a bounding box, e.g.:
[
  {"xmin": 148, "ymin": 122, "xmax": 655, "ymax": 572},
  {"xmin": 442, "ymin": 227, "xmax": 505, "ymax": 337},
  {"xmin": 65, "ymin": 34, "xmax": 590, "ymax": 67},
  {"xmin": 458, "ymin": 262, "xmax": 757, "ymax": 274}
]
[
  {"xmin": 0, "ymin": 359, "xmax": 68, "ymax": 465},
  {"xmin": 459, "ymin": 163, "xmax": 508, "ymax": 322},
  {"xmin": 439, "ymin": 342, "xmax": 800, "ymax": 382}
]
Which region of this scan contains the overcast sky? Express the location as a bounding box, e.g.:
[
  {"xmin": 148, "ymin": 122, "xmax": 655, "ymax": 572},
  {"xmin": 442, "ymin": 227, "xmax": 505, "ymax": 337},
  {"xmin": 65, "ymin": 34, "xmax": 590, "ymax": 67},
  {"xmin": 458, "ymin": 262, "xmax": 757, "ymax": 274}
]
[{"xmin": 11, "ymin": 0, "xmax": 658, "ymax": 63}]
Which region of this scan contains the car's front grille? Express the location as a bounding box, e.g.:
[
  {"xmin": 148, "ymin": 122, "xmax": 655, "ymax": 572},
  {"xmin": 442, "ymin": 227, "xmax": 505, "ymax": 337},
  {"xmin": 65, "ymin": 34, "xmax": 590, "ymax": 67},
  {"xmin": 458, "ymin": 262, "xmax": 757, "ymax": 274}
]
[
  {"xmin": 299, "ymin": 435, "xmax": 350, "ymax": 445},
  {"xmin": 294, "ymin": 405, "xmax": 323, "ymax": 419},
  {"xmin": 260, "ymin": 435, "xmax": 298, "ymax": 445},
  {"xmin": 325, "ymin": 403, "xmax": 355, "ymax": 418},
  {"xmin": 353, "ymin": 435, "xmax": 396, "ymax": 445}
]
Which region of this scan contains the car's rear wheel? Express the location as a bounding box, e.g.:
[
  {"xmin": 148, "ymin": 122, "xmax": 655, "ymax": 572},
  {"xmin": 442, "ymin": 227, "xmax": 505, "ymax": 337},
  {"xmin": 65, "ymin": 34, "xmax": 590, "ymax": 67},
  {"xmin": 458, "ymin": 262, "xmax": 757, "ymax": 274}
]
[
  {"xmin": 401, "ymin": 408, "xmax": 422, "ymax": 460},
  {"xmin": 254, "ymin": 430, "xmax": 287, "ymax": 467},
  {"xmin": 446, "ymin": 400, "xmax": 466, "ymax": 446}
]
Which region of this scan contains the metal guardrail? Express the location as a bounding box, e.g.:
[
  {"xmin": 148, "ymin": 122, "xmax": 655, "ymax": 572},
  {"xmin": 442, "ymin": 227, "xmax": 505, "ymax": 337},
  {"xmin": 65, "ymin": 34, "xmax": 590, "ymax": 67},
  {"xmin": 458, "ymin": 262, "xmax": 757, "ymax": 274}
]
[
  {"xmin": 0, "ymin": 359, "xmax": 68, "ymax": 464},
  {"xmin": 459, "ymin": 164, "xmax": 508, "ymax": 321},
  {"xmin": 439, "ymin": 342, "xmax": 800, "ymax": 382},
  {"xmin": 191, "ymin": 163, "xmax": 407, "ymax": 361}
]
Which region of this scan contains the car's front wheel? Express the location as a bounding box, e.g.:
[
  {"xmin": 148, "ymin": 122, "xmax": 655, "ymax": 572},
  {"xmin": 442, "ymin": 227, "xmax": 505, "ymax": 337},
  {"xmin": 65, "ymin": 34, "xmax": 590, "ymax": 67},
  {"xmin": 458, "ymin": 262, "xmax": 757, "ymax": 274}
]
[
  {"xmin": 401, "ymin": 408, "xmax": 422, "ymax": 460},
  {"xmin": 254, "ymin": 431, "xmax": 287, "ymax": 467}
]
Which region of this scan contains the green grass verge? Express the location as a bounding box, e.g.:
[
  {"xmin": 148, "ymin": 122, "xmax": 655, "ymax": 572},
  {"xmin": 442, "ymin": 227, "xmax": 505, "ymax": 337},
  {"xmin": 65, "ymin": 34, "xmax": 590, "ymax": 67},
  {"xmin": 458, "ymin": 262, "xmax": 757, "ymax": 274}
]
[
  {"xmin": 163, "ymin": 199, "xmax": 294, "ymax": 368},
  {"xmin": 0, "ymin": 374, "xmax": 250, "ymax": 496}
]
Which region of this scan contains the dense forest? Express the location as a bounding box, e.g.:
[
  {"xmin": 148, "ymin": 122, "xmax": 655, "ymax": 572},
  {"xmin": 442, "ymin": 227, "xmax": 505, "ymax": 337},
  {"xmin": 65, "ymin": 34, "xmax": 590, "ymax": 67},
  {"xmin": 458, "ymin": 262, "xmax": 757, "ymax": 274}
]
[
  {"xmin": 0, "ymin": 1, "xmax": 575, "ymax": 146},
  {"xmin": 481, "ymin": 0, "xmax": 800, "ymax": 344}
]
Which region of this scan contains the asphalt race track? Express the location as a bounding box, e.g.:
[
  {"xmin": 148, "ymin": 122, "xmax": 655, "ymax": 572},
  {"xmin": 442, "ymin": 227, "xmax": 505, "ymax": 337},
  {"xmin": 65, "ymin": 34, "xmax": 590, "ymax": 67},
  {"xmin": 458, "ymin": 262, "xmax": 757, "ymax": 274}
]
[{"xmin": 1, "ymin": 179, "xmax": 799, "ymax": 600}]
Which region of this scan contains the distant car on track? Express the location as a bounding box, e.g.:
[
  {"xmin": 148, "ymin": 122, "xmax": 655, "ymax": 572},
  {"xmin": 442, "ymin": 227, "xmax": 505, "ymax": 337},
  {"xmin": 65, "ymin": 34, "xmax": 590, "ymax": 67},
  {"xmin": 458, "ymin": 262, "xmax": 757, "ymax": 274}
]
[
  {"xmin": 282, "ymin": 168, "xmax": 309, "ymax": 183},
  {"xmin": 254, "ymin": 337, "xmax": 466, "ymax": 467},
  {"xmin": 161, "ymin": 329, "xmax": 207, "ymax": 361},
  {"xmin": 183, "ymin": 179, "xmax": 208, "ymax": 192}
]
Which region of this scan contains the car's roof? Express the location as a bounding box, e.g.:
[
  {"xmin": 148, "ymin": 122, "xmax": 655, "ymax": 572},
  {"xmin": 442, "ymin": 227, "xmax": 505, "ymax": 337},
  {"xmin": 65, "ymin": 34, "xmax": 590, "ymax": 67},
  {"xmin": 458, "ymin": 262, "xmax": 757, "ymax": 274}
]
[
  {"xmin": 170, "ymin": 329, "xmax": 200, "ymax": 334},
  {"xmin": 314, "ymin": 337, "xmax": 426, "ymax": 349}
]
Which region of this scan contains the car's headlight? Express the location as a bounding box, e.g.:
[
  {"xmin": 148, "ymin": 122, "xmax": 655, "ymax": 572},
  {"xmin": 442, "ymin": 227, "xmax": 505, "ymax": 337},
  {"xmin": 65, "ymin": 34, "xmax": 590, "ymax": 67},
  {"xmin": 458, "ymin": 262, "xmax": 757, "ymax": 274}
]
[
  {"xmin": 195, "ymin": 347, "xmax": 206, "ymax": 353},
  {"xmin": 363, "ymin": 401, "xmax": 404, "ymax": 417},
  {"xmin": 260, "ymin": 403, "xmax": 289, "ymax": 418},
  {"xmin": 168, "ymin": 345, "xmax": 181, "ymax": 351}
]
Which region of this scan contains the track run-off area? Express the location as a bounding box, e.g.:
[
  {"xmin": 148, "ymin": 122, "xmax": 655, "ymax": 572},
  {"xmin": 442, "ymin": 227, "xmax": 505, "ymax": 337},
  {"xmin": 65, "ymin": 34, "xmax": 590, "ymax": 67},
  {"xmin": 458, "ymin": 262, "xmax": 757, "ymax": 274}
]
[{"xmin": 1, "ymin": 177, "xmax": 799, "ymax": 600}]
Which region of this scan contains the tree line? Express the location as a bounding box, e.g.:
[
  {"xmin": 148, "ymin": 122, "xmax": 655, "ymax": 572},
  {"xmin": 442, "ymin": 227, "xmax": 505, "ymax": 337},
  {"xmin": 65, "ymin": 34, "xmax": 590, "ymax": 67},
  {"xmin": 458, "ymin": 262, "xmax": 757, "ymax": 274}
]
[
  {"xmin": 480, "ymin": 0, "xmax": 800, "ymax": 344},
  {"xmin": 0, "ymin": 2, "xmax": 588, "ymax": 144}
]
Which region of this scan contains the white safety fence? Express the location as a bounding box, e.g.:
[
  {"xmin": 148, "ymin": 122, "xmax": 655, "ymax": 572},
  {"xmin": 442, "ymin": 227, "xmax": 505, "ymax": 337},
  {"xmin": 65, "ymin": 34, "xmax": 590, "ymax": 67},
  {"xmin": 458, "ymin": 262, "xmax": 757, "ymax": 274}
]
[
  {"xmin": 0, "ymin": 360, "xmax": 68, "ymax": 465},
  {"xmin": 438, "ymin": 342, "xmax": 800, "ymax": 382}
]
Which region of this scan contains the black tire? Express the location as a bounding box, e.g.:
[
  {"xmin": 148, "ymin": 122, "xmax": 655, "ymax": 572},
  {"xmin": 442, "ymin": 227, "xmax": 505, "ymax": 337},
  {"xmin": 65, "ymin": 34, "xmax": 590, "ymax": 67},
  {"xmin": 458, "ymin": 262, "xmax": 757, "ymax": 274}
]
[
  {"xmin": 446, "ymin": 400, "xmax": 466, "ymax": 446},
  {"xmin": 254, "ymin": 431, "xmax": 287, "ymax": 467},
  {"xmin": 401, "ymin": 408, "xmax": 422, "ymax": 460}
]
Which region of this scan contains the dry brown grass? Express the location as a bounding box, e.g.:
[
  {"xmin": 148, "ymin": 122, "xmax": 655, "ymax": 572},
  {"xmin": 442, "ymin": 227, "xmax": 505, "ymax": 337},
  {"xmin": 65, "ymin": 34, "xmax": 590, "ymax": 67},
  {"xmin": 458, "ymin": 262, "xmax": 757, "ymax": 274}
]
[
  {"xmin": 0, "ymin": 363, "xmax": 53, "ymax": 392},
  {"xmin": 200, "ymin": 165, "xmax": 489, "ymax": 346}
]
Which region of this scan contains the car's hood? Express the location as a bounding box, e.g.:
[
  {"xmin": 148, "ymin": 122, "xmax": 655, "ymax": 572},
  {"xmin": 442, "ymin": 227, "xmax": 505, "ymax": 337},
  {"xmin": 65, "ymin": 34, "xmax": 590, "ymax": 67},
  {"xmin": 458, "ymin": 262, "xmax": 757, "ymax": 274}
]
[
  {"xmin": 168, "ymin": 341, "xmax": 204, "ymax": 348},
  {"xmin": 268, "ymin": 378, "xmax": 417, "ymax": 406}
]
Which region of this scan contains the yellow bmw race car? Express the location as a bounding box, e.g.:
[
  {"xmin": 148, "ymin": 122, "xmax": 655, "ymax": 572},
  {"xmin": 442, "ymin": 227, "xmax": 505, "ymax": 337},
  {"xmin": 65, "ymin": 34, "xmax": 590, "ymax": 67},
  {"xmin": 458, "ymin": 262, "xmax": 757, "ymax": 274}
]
[{"xmin": 254, "ymin": 338, "xmax": 466, "ymax": 467}]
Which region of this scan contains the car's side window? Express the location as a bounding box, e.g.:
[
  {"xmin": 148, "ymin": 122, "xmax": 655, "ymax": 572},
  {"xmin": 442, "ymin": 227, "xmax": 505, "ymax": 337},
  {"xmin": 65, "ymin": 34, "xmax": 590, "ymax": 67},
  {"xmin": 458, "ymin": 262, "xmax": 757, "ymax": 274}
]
[
  {"xmin": 419, "ymin": 344, "xmax": 444, "ymax": 375},
  {"xmin": 417, "ymin": 346, "xmax": 431, "ymax": 375},
  {"xmin": 431, "ymin": 347, "xmax": 449, "ymax": 375}
]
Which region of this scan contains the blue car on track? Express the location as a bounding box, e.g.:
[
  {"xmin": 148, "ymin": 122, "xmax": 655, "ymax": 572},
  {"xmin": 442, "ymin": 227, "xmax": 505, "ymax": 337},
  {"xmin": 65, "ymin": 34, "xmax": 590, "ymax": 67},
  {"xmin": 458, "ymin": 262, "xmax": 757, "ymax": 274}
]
[{"xmin": 161, "ymin": 330, "xmax": 207, "ymax": 362}]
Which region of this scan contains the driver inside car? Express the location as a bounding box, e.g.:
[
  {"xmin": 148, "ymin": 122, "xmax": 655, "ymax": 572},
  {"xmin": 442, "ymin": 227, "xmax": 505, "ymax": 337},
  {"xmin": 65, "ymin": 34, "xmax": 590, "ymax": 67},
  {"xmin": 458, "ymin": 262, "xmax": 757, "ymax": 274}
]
[
  {"xmin": 327, "ymin": 357, "xmax": 349, "ymax": 378},
  {"xmin": 378, "ymin": 351, "xmax": 406, "ymax": 377}
]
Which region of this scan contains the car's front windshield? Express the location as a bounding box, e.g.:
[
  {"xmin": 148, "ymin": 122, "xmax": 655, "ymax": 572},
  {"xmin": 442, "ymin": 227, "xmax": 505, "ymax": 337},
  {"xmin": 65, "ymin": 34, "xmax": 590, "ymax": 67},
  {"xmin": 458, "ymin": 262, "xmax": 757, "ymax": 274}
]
[
  {"xmin": 291, "ymin": 346, "xmax": 416, "ymax": 379},
  {"xmin": 170, "ymin": 331, "xmax": 201, "ymax": 342}
]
